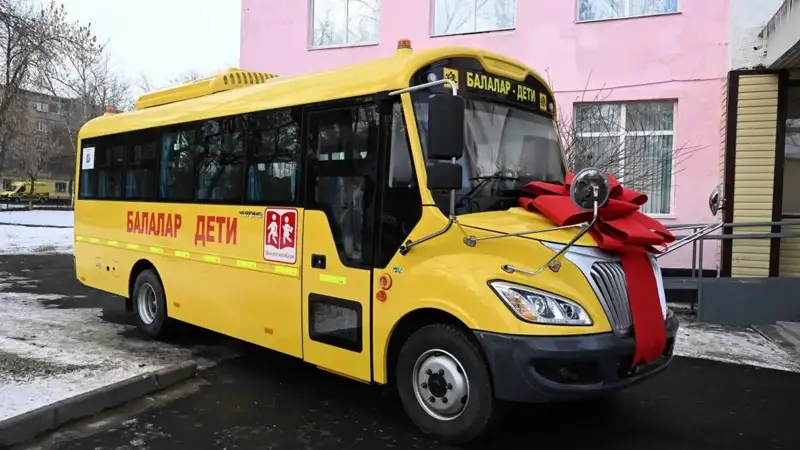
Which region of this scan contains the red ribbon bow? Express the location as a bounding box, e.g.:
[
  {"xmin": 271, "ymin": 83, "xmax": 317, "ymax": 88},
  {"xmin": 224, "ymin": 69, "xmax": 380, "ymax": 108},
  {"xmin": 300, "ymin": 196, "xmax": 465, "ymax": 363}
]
[{"xmin": 518, "ymin": 172, "xmax": 675, "ymax": 368}]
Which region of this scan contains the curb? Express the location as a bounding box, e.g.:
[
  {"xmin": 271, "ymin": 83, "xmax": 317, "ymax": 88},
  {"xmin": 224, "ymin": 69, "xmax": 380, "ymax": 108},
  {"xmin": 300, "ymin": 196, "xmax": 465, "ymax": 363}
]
[
  {"xmin": 0, "ymin": 361, "xmax": 198, "ymax": 448},
  {"xmin": 0, "ymin": 222, "xmax": 73, "ymax": 229}
]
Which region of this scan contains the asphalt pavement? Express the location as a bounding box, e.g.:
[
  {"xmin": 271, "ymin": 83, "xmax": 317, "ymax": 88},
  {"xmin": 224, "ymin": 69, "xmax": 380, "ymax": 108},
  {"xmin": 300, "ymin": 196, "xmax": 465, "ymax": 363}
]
[{"xmin": 3, "ymin": 255, "xmax": 799, "ymax": 450}]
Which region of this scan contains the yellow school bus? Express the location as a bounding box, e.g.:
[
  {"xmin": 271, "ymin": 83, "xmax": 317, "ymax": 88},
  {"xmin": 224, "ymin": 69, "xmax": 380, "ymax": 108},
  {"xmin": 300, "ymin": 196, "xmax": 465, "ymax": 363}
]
[{"xmin": 74, "ymin": 41, "xmax": 689, "ymax": 443}]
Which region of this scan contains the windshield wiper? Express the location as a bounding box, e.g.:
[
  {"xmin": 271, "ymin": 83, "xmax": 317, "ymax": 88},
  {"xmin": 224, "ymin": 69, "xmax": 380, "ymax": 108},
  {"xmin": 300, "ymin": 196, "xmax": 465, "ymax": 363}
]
[{"xmin": 459, "ymin": 171, "xmax": 520, "ymax": 211}]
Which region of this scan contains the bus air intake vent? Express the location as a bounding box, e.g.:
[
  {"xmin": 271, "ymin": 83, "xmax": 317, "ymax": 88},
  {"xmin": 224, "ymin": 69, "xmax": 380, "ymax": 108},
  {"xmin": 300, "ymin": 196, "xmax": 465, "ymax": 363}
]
[
  {"xmin": 590, "ymin": 261, "xmax": 632, "ymax": 334},
  {"xmin": 134, "ymin": 68, "xmax": 279, "ymax": 110}
]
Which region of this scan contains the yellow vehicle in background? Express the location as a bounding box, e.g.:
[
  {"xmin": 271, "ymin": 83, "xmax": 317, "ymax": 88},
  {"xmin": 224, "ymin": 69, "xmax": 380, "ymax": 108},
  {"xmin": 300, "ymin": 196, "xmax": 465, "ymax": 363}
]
[
  {"xmin": 0, "ymin": 179, "xmax": 71, "ymax": 203},
  {"xmin": 73, "ymin": 41, "xmax": 710, "ymax": 443}
]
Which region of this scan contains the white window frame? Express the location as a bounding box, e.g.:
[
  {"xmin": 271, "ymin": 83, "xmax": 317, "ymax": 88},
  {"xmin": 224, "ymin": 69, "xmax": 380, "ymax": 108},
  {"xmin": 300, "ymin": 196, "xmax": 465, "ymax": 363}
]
[
  {"xmin": 308, "ymin": 0, "xmax": 381, "ymax": 50},
  {"xmin": 36, "ymin": 121, "xmax": 49, "ymax": 133},
  {"xmin": 430, "ymin": 0, "xmax": 517, "ymax": 37},
  {"xmin": 33, "ymin": 101, "xmax": 49, "ymax": 113},
  {"xmin": 573, "ymin": 101, "xmax": 676, "ymax": 217},
  {"xmin": 575, "ymin": 0, "xmax": 680, "ymax": 23}
]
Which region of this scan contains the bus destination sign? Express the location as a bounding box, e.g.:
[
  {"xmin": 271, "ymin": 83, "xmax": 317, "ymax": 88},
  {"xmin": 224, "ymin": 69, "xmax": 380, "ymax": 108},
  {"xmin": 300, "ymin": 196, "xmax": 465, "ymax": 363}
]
[{"xmin": 443, "ymin": 66, "xmax": 555, "ymax": 118}]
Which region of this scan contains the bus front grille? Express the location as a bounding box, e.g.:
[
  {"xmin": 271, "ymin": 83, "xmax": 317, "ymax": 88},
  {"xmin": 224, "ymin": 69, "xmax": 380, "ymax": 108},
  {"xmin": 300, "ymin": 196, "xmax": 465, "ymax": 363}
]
[{"xmin": 590, "ymin": 261, "xmax": 633, "ymax": 334}]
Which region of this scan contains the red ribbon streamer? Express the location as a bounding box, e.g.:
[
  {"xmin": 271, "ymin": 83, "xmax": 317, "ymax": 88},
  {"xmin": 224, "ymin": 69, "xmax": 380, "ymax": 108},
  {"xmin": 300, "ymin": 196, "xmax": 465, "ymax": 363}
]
[{"xmin": 518, "ymin": 172, "xmax": 675, "ymax": 367}]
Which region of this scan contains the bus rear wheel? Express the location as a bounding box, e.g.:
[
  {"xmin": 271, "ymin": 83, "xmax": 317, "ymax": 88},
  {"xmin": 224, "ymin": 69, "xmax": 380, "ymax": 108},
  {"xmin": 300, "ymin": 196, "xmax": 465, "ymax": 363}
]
[
  {"xmin": 396, "ymin": 323, "xmax": 505, "ymax": 444},
  {"xmin": 132, "ymin": 269, "xmax": 173, "ymax": 338}
]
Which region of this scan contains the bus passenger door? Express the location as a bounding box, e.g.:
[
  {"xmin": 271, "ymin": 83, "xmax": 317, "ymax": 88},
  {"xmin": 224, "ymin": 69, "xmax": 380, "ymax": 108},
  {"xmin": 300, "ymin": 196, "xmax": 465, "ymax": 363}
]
[{"xmin": 300, "ymin": 101, "xmax": 380, "ymax": 382}]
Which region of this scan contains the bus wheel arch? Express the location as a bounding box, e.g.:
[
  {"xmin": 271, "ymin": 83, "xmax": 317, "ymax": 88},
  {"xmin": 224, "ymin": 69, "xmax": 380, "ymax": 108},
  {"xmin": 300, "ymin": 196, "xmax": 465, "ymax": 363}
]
[
  {"xmin": 128, "ymin": 259, "xmax": 173, "ymax": 339},
  {"xmin": 128, "ymin": 259, "xmax": 159, "ymax": 300},
  {"xmin": 386, "ymin": 308, "xmax": 469, "ymax": 387},
  {"xmin": 389, "ymin": 308, "xmax": 505, "ymax": 443}
]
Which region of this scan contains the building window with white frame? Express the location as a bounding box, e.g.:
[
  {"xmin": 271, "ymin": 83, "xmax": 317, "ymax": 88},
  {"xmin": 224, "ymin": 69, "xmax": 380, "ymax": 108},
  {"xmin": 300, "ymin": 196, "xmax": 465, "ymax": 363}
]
[
  {"xmin": 36, "ymin": 121, "xmax": 49, "ymax": 133},
  {"xmin": 432, "ymin": 0, "xmax": 516, "ymax": 36},
  {"xmin": 577, "ymin": 0, "xmax": 678, "ymax": 22},
  {"xmin": 33, "ymin": 101, "xmax": 49, "ymax": 113},
  {"xmin": 311, "ymin": 0, "xmax": 380, "ymax": 48},
  {"xmin": 572, "ymin": 101, "xmax": 675, "ymax": 215}
]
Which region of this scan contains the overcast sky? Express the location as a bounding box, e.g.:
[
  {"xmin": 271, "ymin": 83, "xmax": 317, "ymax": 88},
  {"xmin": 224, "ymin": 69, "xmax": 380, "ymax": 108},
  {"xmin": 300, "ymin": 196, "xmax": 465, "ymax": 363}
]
[{"xmin": 54, "ymin": 0, "xmax": 241, "ymax": 96}]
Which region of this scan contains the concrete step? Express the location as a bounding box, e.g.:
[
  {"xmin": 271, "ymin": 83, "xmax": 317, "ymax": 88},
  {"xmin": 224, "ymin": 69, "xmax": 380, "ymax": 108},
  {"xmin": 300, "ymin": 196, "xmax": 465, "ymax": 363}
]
[
  {"xmin": 753, "ymin": 323, "xmax": 800, "ymax": 359},
  {"xmin": 776, "ymin": 322, "xmax": 800, "ymax": 342},
  {"xmin": 663, "ymin": 277, "xmax": 700, "ymax": 290}
]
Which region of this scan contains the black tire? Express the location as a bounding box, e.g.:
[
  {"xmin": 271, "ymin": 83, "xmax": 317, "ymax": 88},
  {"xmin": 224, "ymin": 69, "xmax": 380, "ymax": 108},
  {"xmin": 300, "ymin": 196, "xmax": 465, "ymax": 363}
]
[
  {"xmin": 396, "ymin": 323, "xmax": 506, "ymax": 444},
  {"xmin": 131, "ymin": 269, "xmax": 173, "ymax": 338}
]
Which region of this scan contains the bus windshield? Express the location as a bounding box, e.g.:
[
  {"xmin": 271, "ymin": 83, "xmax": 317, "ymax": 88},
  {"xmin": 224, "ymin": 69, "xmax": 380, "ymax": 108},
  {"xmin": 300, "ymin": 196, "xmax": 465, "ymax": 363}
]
[{"xmin": 412, "ymin": 93, "xmax": 566, "ymax": 213}]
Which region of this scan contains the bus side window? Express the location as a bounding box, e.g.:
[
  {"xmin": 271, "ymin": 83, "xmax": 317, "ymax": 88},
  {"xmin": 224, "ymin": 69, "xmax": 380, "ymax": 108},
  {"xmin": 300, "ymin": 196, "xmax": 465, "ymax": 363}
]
[
  {"xmin": 196, "ymin": 116, "xmax": 245, "ymax": 203},
  {"xmin": 126, "ymin": 134, "xmax": 158, "ymax": 200},
  {"xmin": 307, "ymin": 104, "xmax": 379, "ymax": 268},
  {"xmin": 376, "ymin": 102, "xmax": 422, "ymax": 268},
  {"xmin": 245, "ymin": 108, "xmax": 301, "ymax": 204},
  {"xmin": 97, "ymin": 144, "xmax": 125, "ymax": 199},
  {"xmin": 79, "ymin": 145, "xmax": 96, "ymax": 199},
  {"xmin": 159, "ymin": 128, "xmax": 196, "ymax": 202},
  {"xmin": 388, "ymin": 103, "xmax": 414, "ymax": 188}
]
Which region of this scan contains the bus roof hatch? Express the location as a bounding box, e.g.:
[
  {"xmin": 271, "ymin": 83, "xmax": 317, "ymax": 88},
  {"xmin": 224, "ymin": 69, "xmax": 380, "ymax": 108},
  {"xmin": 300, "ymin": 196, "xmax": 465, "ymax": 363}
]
[{"xmin": 134, "ymin": 68, "xmax": 279, "ymax": 110}]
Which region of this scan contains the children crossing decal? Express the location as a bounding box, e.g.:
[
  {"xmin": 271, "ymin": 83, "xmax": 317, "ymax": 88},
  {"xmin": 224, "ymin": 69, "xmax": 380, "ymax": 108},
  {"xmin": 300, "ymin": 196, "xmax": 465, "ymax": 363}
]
[{"xmin": 264, "ymin": 208, "xmax": 298, "ymax": 264}]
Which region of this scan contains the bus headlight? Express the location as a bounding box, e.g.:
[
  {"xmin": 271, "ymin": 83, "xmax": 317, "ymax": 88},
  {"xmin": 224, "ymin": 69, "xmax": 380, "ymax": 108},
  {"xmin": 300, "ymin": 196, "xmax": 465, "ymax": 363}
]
[{"xmin": 489, "ymin": 281, "xmax": 592, "ymax": 326}]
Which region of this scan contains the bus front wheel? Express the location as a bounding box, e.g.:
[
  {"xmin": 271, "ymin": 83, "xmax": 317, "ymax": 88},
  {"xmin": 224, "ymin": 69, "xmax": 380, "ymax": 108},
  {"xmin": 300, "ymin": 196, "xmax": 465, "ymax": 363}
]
[
  {"xmin": 132, "ymin": 269, "xmax": 173, "ymax": 338},
  {"xmin": 396, "ymin": 323, "xmax": 505, "ymax": 444}
]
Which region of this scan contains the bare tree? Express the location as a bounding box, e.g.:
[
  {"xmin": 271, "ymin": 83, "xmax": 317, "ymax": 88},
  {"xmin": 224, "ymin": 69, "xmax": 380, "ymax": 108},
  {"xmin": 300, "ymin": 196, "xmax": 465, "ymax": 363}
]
[
  {"xmin": 549, "ymin": 73, "xmax": 703, "ymax": 214},
  {"xmin": 40, "ymin": 48, "xmax": 132, "ymax": 149},
  {"xmin": 312, "ymin": 0, "xmax": 379, "ymax": 46},
  {"xmin": 136, "ymin": 72, "xmax": 156, "ymax": 93},
  {"xmin": 136, "ymin": 69, "xmax": 211, "ymax": 96},
  {"xmin": 433, "ymin": 0, "xmax": 514, "ymax": 35},
  {"xmin": 0, "ymin": 94, "xmax": 23, "ymax": 171},
  {"xmin": 168, "ymin": 70, "xmax": 204, "ymax": 85},
  {"xmin": 578, "ymin": 0, "xmax": 677, "ymax": 21},
  {"xmin": 7, "ymin": 119, "xmax": 65, "ymax": 209},
  {"xmin": 578, "ymin": 0, "xmax": 623, "ymax": 21},
  {"xmin": 31, "ymin": 40, "xmax": 130, "ymax": 209},
  {"xmin": 313, "ymin": 10, "xmax": 342, "ymax": 46},
  {"xmin": 434, "ymin": 0, "xmax": 473, "ymax": 35},
  {"xmin": 348, "ymin": 0, "xmax": 380, "ymax": 43},
  {"xmin": 489, "ymin": 0, "xmax": 515, "ymax": 29},
  {"xmin": 0, "ymin": 0, "xmax": 96, "ymax": 171}
]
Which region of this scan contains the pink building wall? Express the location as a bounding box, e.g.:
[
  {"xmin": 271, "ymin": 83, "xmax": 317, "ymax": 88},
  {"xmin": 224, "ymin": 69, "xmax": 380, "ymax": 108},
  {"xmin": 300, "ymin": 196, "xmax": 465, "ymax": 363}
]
[{"xmin": 241, "ymin": 0, "xmax": 730, "ymax": 270}]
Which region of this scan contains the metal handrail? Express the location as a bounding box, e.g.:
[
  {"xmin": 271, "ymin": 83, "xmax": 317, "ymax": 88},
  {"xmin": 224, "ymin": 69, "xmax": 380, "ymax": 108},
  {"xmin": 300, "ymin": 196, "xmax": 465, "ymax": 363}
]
[
  {"xmin": 659, "ymin": 218, "xmax": 800, "ymax": 312},
  {"xmin": 666, "ymin": 220, "xmax": 800, "ymax": 229},
  {"xmin": 672, "ymin": 231, "xmax": 800, "ymax": 240}
]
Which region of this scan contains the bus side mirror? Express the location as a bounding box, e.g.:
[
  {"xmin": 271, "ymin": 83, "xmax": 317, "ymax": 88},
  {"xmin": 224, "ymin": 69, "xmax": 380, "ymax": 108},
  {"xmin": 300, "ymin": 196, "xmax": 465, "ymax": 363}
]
[
  {"xmin": 427, "ymin": 162, "xmax": 463, "ymax": 191},
  {"xmin": 427, "ymin": 94, "xmax": 465, "ymax": 160},
  {"xmin": 709, "ymin": 185, "xmax": 724, "ymax": 216}
]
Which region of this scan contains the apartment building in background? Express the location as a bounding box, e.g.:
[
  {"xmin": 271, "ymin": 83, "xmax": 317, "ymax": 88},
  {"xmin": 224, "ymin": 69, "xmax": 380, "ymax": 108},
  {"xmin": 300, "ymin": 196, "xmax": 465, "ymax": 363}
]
[
  {"xmin": 240, "ymin": 0, "xmax": 730, "ymax": 271},
  {"xmin": 0, "ymin": 88, "xmax": 75, "ymax": 192}
]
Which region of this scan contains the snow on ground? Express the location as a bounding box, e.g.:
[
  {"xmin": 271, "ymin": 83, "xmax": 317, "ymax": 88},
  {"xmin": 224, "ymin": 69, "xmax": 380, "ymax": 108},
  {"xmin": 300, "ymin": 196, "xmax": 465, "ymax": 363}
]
[
  {"xmin": 0, "ymin": 226, "xmax": 73, "ymax": 255},
  {"xmin": 0, "ymin": 210, "xmax": 73, "ymax": 227},
  {"xmin": 0, "ymin": 273, "xmax": 236, "ymax": 422},
  {"xmin": 0, "ymin": 210, "xmax": 74, "ymax": 255},
  {"xmin": 674, "ymin": 315, "xmax": 800, "ymax": 373}
]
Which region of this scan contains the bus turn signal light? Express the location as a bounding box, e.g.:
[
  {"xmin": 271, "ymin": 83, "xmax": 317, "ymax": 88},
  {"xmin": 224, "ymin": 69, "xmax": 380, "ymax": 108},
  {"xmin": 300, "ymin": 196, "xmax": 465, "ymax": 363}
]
[
  {"xmin": 397, "ymin": 39, "xmax": 412, "ymax": 50},
  {"xmin": 376, "ymin": 290, "xmax": 388, "ymax": 302}
]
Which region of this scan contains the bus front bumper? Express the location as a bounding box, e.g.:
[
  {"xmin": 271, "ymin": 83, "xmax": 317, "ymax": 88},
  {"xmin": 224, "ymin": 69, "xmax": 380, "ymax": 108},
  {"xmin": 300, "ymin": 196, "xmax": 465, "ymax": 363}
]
[{"xmin": 473, "ymin": 311, "xmax": 679, "ymax": 403}]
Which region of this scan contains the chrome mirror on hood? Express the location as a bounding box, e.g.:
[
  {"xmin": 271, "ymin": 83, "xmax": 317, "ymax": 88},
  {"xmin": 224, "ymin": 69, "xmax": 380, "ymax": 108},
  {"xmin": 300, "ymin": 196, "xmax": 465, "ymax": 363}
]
[{"xmin": 570, "ymin": 167, "xmax": 611, "ymax": 212}]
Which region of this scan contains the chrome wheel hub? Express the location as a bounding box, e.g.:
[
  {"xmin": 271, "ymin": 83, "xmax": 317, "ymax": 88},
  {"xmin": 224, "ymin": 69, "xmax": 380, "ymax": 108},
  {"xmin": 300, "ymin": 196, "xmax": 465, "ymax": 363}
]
[
  {"xmin": 412, "ymin": 349, "xmax": 470, "ymax": 420},
  {"xmin": 136, "ymin": 283, "xmax": 157, "ymax": 325}
]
